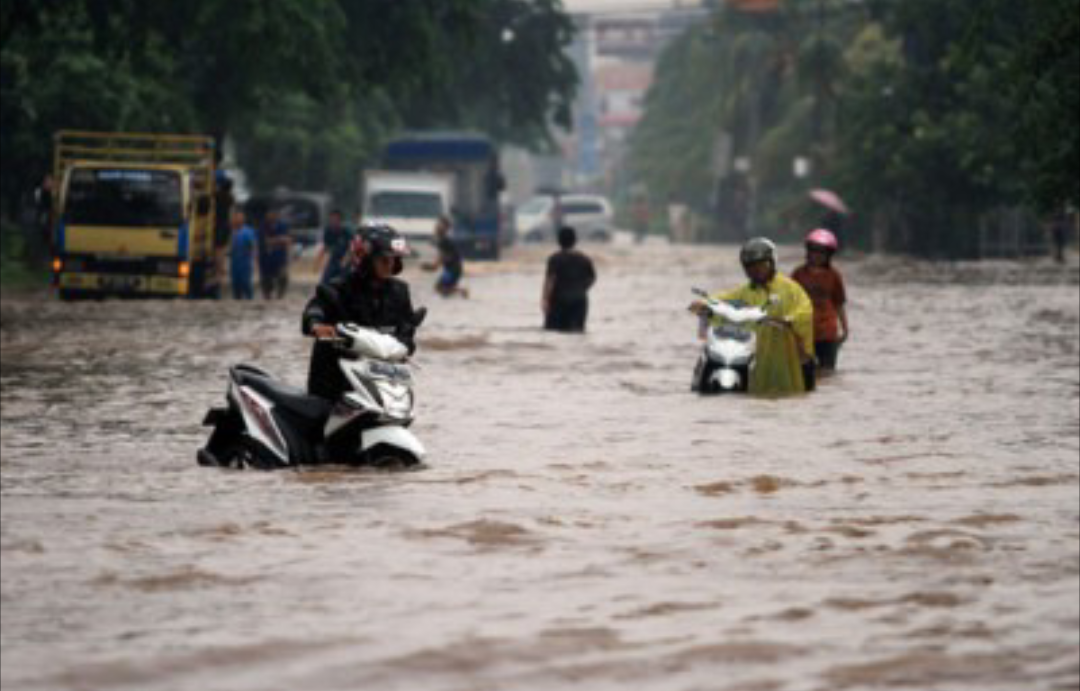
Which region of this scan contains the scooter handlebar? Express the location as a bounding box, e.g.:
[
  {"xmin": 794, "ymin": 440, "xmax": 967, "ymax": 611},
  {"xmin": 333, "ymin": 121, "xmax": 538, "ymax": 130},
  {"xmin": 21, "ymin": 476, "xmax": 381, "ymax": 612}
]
[
  {"xmin": 691, "ymin": 293, "xmax": 768, "ymax": 324},
  {"xmin": 335, "ymin": 323, "xmax": 410, "ymax": 361}
]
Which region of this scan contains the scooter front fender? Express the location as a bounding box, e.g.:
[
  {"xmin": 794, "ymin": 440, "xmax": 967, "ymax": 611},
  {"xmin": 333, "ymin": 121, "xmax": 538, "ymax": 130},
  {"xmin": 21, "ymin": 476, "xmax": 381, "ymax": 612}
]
[{"xmin": 362, "ymin": 426, "xmax": 426, "ymax": 460}]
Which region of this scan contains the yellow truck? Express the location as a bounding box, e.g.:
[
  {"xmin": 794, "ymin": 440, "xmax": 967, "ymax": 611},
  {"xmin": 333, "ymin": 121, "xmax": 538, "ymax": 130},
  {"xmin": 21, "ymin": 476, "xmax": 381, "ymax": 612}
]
[{"xmin": 51, "ymin": 130, "xmax": 222, "ymax": 299}]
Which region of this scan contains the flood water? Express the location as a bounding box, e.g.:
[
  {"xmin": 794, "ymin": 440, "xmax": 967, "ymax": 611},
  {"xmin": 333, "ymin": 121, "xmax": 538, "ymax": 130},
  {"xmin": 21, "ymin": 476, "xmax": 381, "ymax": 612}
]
[{"xmin": 2, "ymin": 240, "xmax": 1078, "ymax": 691}]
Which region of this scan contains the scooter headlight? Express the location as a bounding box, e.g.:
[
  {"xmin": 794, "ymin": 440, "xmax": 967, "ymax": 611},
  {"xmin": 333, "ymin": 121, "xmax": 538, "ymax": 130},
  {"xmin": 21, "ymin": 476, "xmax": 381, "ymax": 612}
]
[
  {"xmin": 381, "ymin": 388, "xmax": 414, "ymax": 421},
  {"xmin": 716, "ymin": 368, "xmax": 741, "ymax": 390}
]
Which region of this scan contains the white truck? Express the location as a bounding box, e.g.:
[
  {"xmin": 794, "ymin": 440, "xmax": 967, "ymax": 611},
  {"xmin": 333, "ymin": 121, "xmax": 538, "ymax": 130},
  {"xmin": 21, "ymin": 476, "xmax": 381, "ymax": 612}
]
[{"xmin": 360, "ymin": 170, "xmax": 454, "ymax": 252}]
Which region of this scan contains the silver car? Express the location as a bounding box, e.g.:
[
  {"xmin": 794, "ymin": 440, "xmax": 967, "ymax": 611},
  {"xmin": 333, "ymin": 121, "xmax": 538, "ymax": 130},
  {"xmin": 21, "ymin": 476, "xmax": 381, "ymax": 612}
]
[{"xmin": 558, "ymin": 194, "xmax": 615, "ymax": 243}]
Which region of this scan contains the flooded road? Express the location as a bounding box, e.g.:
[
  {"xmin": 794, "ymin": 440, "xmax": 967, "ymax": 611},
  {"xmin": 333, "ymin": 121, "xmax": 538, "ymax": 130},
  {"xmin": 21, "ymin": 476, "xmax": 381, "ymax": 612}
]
[{"xmin": 3, "ymin": 241, "xmax": 1079, "ymax": 691}]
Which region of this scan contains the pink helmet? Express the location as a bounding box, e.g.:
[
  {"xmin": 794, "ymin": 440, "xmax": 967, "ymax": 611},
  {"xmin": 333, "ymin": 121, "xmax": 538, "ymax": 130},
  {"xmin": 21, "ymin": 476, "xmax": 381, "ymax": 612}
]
[{"xmin": 805, "ymin": 228, "xmax": 839, "ymax": 252}]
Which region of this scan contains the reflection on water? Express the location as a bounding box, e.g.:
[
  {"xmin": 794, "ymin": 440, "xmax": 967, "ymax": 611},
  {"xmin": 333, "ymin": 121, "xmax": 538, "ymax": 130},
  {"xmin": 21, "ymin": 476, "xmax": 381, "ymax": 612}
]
[{"xmin": 2, "ymin": 243, "xmax": 1079, "ymax": 691}]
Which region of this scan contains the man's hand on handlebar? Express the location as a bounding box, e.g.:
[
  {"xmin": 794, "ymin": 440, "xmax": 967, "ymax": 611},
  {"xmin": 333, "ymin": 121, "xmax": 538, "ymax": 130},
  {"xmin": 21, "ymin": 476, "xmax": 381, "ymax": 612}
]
[{"xmin": 312, "ymin": 324, "xmax": 337, "ymax": 340}]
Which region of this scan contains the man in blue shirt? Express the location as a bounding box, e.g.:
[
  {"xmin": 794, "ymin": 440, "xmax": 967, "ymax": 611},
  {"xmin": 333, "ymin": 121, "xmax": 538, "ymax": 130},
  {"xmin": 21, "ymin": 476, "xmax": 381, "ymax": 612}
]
[{"xmin": 228, "ymin": 209, "xmax": 257, "ymax": 300}]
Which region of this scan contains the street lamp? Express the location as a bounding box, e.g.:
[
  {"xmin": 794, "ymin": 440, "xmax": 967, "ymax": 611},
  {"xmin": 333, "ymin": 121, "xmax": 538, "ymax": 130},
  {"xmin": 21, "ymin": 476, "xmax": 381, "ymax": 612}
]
[{"xmin": 793, "ymin": 156, "xmax": 812, "ymax": 179}]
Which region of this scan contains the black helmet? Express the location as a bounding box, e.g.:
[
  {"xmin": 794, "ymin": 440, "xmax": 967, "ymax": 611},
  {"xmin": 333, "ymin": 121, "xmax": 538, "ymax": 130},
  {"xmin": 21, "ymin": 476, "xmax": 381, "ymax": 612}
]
[
  {"xmin": 355, "ymin": 223, "xmax": 409, "ymax": 275},
  {"xmin": 740, "ymin": 237, "xmax": 777, "ymax": 267}
]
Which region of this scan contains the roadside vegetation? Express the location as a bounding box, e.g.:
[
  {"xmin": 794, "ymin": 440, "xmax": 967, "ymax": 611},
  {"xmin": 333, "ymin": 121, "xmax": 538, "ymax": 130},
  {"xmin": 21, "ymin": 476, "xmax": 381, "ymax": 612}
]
[
  {"xmin": 0, "ymin": 0, "xmax": 579, "ymax": 286},
  {"xmin": 628, "ymin": 0, "xmax": 1078, "ymax": 257},
  {"xmin": 0, "ymin": 220, "xmax": 48, "ymax": 292}
]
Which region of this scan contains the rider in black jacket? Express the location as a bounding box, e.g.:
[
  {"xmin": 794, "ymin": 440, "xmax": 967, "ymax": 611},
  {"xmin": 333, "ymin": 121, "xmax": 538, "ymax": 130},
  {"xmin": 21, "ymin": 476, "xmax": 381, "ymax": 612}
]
[{"xmin": 302, "ymin": 225, "xmax": 420, "ymax": 400}]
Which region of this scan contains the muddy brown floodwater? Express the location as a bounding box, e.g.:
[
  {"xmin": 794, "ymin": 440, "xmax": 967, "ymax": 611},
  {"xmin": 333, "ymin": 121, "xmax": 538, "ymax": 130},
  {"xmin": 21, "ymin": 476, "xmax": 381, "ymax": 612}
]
[{"xmin": 2, "ymin": 240, "xmax": 1079, "ymax": 691}]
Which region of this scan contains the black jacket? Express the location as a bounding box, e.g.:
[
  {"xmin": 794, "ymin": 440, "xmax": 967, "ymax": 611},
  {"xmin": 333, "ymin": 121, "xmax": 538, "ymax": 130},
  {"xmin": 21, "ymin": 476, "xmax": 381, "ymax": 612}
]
[{"xmin": 302, "ymin": 270, "xmax": 417, "ymax": 399}]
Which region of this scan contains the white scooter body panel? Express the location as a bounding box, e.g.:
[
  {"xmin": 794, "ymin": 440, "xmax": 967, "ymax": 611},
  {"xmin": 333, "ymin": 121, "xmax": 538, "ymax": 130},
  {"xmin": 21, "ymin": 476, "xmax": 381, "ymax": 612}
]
[
  {"xmin": 337, "ymin": 357, "xmax": 416, "ymax": 422},
  {"xmin": 324, "ymin": 325, "xmax": 419, "ymax": 451},
  {"xmin": 362, "ymin": 426, "xmax": 426, "ymax": 460},
  {"xmin": 692, "ymin": 291, "xmax": 770, "ymax": 395},
  {"xmin": 707, "ymin": 328, "xmax": 756, "ymax": 366},
  {"xmin": 232, "ymin": 383, "xmax": 290, "ymax": 463}
]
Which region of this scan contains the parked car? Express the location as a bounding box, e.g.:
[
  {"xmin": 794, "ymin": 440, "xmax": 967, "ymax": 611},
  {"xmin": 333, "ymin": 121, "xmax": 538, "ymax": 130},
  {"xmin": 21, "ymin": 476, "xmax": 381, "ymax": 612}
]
[
  {"xmin": 515, "ymin": 194, "xmax": 556, "ymax": 244},
  {"xmin": 559, "ymin": 194, "xmax": 615, "ymax": 243}
]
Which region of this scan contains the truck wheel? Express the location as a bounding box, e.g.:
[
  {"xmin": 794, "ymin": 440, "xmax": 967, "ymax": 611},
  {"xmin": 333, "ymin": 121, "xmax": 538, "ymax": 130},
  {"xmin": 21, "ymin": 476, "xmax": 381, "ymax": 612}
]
[{"xmin": 58, "ymin": 289, "xmax": 98, "ymax": 302}]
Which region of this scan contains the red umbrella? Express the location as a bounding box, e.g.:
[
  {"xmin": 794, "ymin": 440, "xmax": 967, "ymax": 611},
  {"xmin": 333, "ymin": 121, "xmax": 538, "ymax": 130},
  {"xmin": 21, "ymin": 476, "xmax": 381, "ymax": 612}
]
[{"xmin": 809, "ymin": 188, "xmax": 850, "ymax": 215}]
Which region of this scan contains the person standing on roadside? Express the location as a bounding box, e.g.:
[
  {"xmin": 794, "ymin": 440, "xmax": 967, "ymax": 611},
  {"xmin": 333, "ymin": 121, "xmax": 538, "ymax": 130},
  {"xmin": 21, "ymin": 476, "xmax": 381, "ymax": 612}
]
[
  {"xmin": 258, "ymin": 207, "xmax": 291, "ymax": 299},
  {"xmin": 32, "ymin": 173, "xmax": 54, "ymax": 264},
  {"xmin": 1049, "ymin": 211, "xmax": 1070, "ymax": 264},
  {"xmin": 632, "ymin": 193, "xmax": 649, "ymax": 245},
  {"xmin": 228, "ymin": 208, "xmax": 258, "ymax": 300},
  {"xmin": 543, "ymin": 226, "xmax": 596, "ymax": 333},
  {"xmin": 819, "ymin": 208, "xmax": 846, "ymax": 249}
]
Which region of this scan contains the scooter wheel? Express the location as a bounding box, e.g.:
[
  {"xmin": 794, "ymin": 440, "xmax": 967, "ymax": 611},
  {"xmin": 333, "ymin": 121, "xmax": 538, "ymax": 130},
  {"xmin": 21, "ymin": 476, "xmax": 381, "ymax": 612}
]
[
  {"xmin": 365, "ymin": 445, "xmax": 420, "ymax": 470},
  {"xmin": 221, "ymin": 435, "xmax": 284, "ymax": 470}
]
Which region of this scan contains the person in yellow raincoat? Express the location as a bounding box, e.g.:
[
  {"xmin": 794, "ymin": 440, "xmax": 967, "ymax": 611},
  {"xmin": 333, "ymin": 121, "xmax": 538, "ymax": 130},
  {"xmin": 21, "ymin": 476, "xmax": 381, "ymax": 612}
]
[{"xmin": 691, "ymin": 237, "xmax": 816, "ymax": 395}]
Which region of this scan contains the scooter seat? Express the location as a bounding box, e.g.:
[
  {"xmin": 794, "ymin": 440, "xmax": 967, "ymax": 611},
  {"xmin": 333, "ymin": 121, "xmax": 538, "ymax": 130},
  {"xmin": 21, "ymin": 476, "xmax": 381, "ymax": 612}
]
[{"xmin": 230, "ymin": 366, "xmax": 332, "ymax": 424}]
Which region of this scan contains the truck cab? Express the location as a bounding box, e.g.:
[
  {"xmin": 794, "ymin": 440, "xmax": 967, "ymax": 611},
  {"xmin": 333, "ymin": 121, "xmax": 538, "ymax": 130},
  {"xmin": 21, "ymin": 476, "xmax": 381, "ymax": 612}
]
[
  {"xmin": 360, "ymin": 170, "xmax": 453, "ymax": 254},
  {"xmin": 379, "ymin": 133, "xmax": 505, "ymax": 260},
  {"xmin": 51, "ymin": 131, "xmax": 219, "ymax": 299}
]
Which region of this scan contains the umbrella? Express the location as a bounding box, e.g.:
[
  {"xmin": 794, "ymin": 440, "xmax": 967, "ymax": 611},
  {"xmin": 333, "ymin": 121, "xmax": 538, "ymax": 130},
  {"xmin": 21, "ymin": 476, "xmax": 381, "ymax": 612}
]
[{"xmin": 809, "ymin": 189, "xmax": 850, "ymax": 215}]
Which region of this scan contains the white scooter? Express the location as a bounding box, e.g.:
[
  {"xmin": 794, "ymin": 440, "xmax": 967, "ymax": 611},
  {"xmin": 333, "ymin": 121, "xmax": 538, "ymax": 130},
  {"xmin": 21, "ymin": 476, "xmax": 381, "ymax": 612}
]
[
  {"xmin": 690, "ymin": 289, "xmax": 769, "ymax": 394},
  {"xmin": 198, "ymin": 320, "xmax": 426, "ymax": 469}
]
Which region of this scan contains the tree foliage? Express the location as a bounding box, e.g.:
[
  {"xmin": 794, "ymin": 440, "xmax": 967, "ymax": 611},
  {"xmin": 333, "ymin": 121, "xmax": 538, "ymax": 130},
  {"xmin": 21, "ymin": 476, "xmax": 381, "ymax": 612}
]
[
  {"xmin": 628, "ymin": 1, "xmax": 850, "ymax": 241},
  {"xmin": 1000, "ymin": 0, "xmax": 1080, "ymax": 213},
  {"xmin": 626, "ymin": 0, "xmax": 1079, "ymax": 257},
  {"xmin": 0, "ymin": 0, "xmax": 578, "ymax": 216}
]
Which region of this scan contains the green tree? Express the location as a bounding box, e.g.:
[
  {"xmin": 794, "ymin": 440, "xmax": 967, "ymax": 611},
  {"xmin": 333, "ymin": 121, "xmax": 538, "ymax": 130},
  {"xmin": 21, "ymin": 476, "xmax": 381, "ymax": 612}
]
[
  {"xmin": 1, "ymin": 0, "xmax": 579, "ymax": 250},
  {"xmin": 628, "ymin": 1, "xmax": 856, "ymax": 241},
  {"xmin": 629, "ymin": 0, "xmax": 1078, "ymax": 257},
  {"xmin": 997, "ymin": 0, "xmax": 1080, "ymax": 213},
  {"xmin": 832, "ymin": 0, "xmax": 1072, "ymax": 256},
  {"xmin": 230, "ymin": 0, "xmax": 577, "ymax": 207},
  {"xmin": 628, "ymin": 25, "xmax": 726, "ymax": 215},
  {"xmin": 0, "ymin": 0, "xmax": 345, "ymax": 215}
]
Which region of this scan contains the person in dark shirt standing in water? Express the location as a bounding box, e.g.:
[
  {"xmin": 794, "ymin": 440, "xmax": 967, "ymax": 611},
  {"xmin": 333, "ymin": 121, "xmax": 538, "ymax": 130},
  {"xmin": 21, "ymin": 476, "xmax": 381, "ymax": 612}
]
[
  {"xmin": 257, "ymin": 207, "xmax": 292, "ymax": 299},
  {"xmin": 543, "ymin": 226, "xmax": 596, "ymax": 333},
  {"xmin": 314, "ymin": 209, "xmax": 353, "ymax": 285}
]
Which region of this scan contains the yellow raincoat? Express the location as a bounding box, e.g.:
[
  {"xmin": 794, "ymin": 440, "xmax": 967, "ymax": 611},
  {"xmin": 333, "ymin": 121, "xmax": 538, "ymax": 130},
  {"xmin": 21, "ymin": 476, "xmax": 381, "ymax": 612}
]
[{"xmin": 713, "ymin": 272, "xmax": 814, "ymax": 396}]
